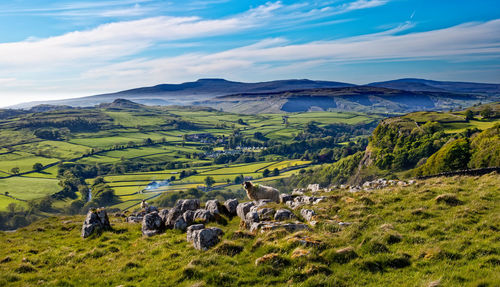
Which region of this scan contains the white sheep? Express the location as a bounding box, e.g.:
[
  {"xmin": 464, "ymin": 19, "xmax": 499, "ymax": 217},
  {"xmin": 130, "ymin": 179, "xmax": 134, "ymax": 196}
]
[{"xmin": 243, "ymin": 181, "xmax": 280, "ymax": 203}]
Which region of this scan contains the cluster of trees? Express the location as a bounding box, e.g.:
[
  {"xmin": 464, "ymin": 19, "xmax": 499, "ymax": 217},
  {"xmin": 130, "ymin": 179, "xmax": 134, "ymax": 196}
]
[{"xmin": 370, "ymin": 120, "xmax": 450, "ymax": 170}]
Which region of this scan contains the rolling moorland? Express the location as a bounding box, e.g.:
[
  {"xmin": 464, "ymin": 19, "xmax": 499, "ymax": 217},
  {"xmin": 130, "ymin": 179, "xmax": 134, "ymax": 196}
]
[{"xmin": 0, "ymin": 93, "xmax": 498, "ymax": 286}]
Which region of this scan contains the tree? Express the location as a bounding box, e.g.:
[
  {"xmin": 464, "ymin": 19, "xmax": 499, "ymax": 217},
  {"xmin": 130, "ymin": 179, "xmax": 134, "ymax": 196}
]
[
  {"xmin": 10, "ymin": 167, "xmax": 20, "ymax": 175},
  {"xmin": 262, "ymin": 169, "xmax": 270, "ymax": 177},
  {"xmin": 204, "ymin": 176, "xmax": 215, "ymax": 189},
  {"xmin": 465, "ymin": 110, "xmax": 474, "ymax": 121},
  {"xmin": 480, "ymin": 106, "xmax": 493, "ymax": 119},
  {"xmin": 32, "ymin": 163, "xmax": 44, "ymax": 172},
  {"xmin": 272, "ymin": 168, "xmax": 280, "ymax": 176}
]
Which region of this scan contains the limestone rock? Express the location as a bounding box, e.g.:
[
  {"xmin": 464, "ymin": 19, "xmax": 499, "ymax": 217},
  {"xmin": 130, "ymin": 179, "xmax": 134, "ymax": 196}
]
[
  {"xmin": 274, "ymin": 209, "xmax": 295, "ymax": 221},
  {"xmin": 205, "ymin": 200, "xmax": 221, "ymax": 215},
  {"xmin": 141, "ymin": 211, "xmax": 164, "ymax": 237},
  {"xmin": 173, "ymin": 217, "xmax": 188, "ymax": 231},
  {"xmin": 279, "ymin": 194, "xmax": 293, "ymax": 204},
  {"xmin": 236, "ymin": 202, "xmax": 255, "ymax": 219},
  {"xmin": 245, "ymin": 211, "xmax": 260, "ymax": 226},
  {"xmin": 186, "ymin": 224, "xmax": 205, "ymax": 243},
  {"xmin": 193, "ymin": 209, "xmax": 214, "ymax": 223},
  {"xmin": 81, "ymin": 208, "xmax": 111, "ymax": 238},
  {"xmin": 300, "ymin": 209, "xmax": 316, "ymax": 222},
  {"xmin": 223, "ymin": 199, "xmax": 239, "ymax": 216},
  {"xmin": 189, "ymin": 227, "xmax": 224, "ymax": 251},
  {"xmin": 158, "ymin": 209, "xmax": 169, "ymax": 222},
  {"xmin": 182, "ymin": 210, "xmax": 195, "ymax": 226},
  {"xmin": 257, "ymin": 208, "xmax": 276, "ymax": 221}
]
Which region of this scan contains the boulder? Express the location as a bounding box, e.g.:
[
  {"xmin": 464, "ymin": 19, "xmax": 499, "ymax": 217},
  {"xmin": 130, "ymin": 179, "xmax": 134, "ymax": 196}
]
[
  {"xmin": 274, "ymin": 209, "xmax": 295, "ymax": 221},
  {"xmin": 173, "ymin": 217, "xmax": 187, "ymax": 231},
  {"xmin": 223, "ymin": 199, "xmax": 239, "ymax": 216},
  {"xmin": 280, "ymin": 194, "xmax": 293, "ymax": 204},
  {"xmin": 205, "ymin": 200, "xmax": 221, "ymax": 215},
  {"xmin": 178, "ymin": 199, "xmax": 200, "ymax": 211},
  {"xmin": 158, "ymin": 209, "xmax": 169, "ymax": 222},
  {"xmin": 194, "ymin": 209, "xmax": 214, "ymax": 223},
  {"xmin": 182, "ymin": 210, "xmax": 195, "ymax": 226},
  {"xmin": 300, "ymin": 209, "xmax": 316, "ymax": 222},
  {"xmin": 165, "ymin": 199, "xmax": 201, "ymax": 228},
  {"xmin": 142, "ymin": 211, "xmax": 164, "ymax": 237},
  {"xmin": 257, "ymin": 208, "xmax": 276, "ymax": 221},
  {"xmin": 237, "ymin": 202, "xmax": 255, "ymax": 219},
  {"xmin": 189, "ymin": 227, "xmax": 224, "ymax": 251},
  {"xmin": 186, "ymin": 224, "xmax": 205, "ymax": 243},
  {"xmin": 245, "ymin": 211, "xmax": 260, "ymax": 226},
  {"xmin": 126, "ymin": 215, "xmax": 143, "ymax": 223},
  {"xmin": 81, "ymin": 208, "xmax": 111, "ymax": 238},
  {"xmin": 145, "ymin": 205, "xmax": 159, "ymax": 214}
]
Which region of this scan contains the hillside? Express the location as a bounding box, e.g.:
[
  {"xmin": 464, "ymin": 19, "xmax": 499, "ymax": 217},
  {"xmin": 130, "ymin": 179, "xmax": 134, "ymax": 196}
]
[
  {"xmin": 291, "ymin": 102, "xmax": 500, "ymax": 187},
  {"xmin": 368, "ymin": 78, "xmax": 500, "ymax": 95},
  {"xmin": 10, "ymin": 79, "xmax": 354, "ymax": 109},
  {"xmin": 196, "ymin": 86, "xmax": 488, "ymax": 114},
  {"xmin": 0, "ymin": 173, "xmax": 498, "ymax": 286}
]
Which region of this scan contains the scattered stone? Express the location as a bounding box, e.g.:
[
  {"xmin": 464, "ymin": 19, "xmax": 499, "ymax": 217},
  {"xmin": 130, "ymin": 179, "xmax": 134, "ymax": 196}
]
[
  {"xmin": 380, "ymin": 223, "xmax": 394, "ymax": 230},
  {"xmin": 126, "ymin": 215, "xmax": 143, "ymax": 223},
  {"xmin": 173, "ymin": 217, "xmax": 187, "ymax": 231},
  {"xmin": 292, "ymin": 189, "xmax": 304, "ymax": 196},
  {"xmin": 257, "ymin": 208, "xmax": 276, "ymax": 221},
  {"xmin": 280, "ymin": 193, "xmax": 293, "ymax": 204},
  {"xmin": 307, "ymin": 184, "xmax": 321, "ymax": 193},
  {"xmin": 183, "ymin": 210, "xmax": 195, "ymax": 225},
  {"xmin": 300, "ymin": 209, "xmax": 316, "ymax": 222},
  {"xmin": 193, "ymin": 209, "xmax": 214, "ymax": 223},
  {"xmin": 81, "ymin": 208, "xmax": 111, "ymax": 238},
  {"xmin": 145, "ymin": 205, "xmax": 159, "ymax": 214},
  {"xmin": 186, "ymin": 224, "xmax": 205, "ymax": 243},
  {"xmin": 274, "ymin": 209, "xmax": 295, "ymax": 221},
  {"xmin": 338, "ymin": 222, "xmax": 352, "ymax": 226},
  {"xmin": 158, "ymin": 209, "xmax": 169, "ymax": 222},
  {"xmin": 236, "ymin": 202, "xmax": 255, "ymax": 219},
  {"xmin": 189, "ymin": 227, "xmax": 224, "ymax": 251},
  {"xmin": 142, "ymin": 211, "xmax": 164, "ymax": 237},
  {"xmin": 245, "ymin": 211, "xmax": 260, "ymax": 226},
  {"xmin": 205, "ymin": 200, "xmax": 221, "ymax": 215},
  {"xmin": 178, "ymin": 199, "xmax": 201, "ymax": 211},
  {"xmin": 223, "ymin": 199, "xmax": 239, "ymax": 216}
]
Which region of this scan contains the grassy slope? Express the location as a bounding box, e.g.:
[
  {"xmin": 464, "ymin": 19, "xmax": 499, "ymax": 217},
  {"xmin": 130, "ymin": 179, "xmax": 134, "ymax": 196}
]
[{"xmin": 0, "ymin": 173, "xmax": 498, "ymax": 286}]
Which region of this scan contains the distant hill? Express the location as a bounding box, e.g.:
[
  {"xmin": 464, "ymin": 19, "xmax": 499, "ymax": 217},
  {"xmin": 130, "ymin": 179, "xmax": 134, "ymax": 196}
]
[
  {"xmin": 198, "ymin": 86, "xmax": 488, "ymax": 114},
  {"xmin": 368, "ymin": 78, "xmax": 500, "ymax": 95},
  {"xmin": 11, "ymin": 79, "xmax": 354, "ymax": 109},
  {"xmin": 10, "ymin": 78, "xmax": 500, "ymax": 113}
]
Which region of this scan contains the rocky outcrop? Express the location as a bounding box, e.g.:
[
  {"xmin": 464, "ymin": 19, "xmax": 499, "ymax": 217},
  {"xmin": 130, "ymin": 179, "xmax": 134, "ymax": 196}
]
[
  {"xmin": 142, "ymin": 211, "xmax": 164, "ymax": 237},
  {"xmin": 165, "ymin": 199, "xmax": 200, "ymax": 228},
  {"xmin": 186, "ymin": 224, "xmax": 224, "ymax": 251},
  {"xmin": 280, "ymin": 194, "xmax": 293, "ymax": 204},
  {"xmin": 81, "ymin": 209, "xmax": 111, "ymax": 238},
  {"xmin": 250, "ymin": 221, "xmax": 310, "ymax": 233}
]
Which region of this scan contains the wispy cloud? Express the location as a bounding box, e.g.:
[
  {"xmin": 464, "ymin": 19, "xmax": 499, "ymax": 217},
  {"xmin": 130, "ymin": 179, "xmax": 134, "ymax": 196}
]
[{"xmin": 79, "ymin": 19, "xmax": 500, "ymax": 87}]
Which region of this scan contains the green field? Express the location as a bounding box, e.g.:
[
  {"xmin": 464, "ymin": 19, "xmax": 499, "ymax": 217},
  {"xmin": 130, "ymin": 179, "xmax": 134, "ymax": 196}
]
[{"xmin": 0, "ymin": 177, "xmax": 59, "ymax": 202}]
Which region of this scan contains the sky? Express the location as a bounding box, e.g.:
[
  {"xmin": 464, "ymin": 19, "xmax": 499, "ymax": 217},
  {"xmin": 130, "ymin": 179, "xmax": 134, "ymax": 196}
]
[{"xmin": 0, "ymin": 0, "xmax": 499, "ymax": 107}]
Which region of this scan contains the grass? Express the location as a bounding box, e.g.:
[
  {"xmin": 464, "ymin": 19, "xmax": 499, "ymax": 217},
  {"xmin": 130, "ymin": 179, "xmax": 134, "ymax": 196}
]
[
  {"xmin": 0, "ymin": 152, "xmax": 58, "ymax": 175},
  {"xmin": 0, "ymin": 177, "xmax": 60, "ymax": 207},
  {"xmin": 0, "ymin": 173, "xmax": 498, "ymax": 286},
  {"xmin": 442, "ymin": 119, "xmax": 500, "ymax": 134}
]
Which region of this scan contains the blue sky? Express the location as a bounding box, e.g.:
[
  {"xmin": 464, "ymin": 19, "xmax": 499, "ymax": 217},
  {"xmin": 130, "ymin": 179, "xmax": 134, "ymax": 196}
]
[{"xmin": 0, "ymin": 0, "xmax": 499, "ymax": 106}]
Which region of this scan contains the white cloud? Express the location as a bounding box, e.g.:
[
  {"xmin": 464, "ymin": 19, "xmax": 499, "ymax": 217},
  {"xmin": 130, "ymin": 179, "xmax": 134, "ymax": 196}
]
[{"xmin": 79, "ymin": 19, "xmax": 500, "ymax": 87}]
